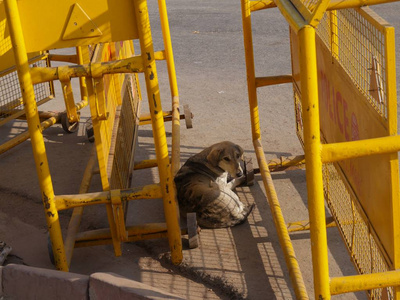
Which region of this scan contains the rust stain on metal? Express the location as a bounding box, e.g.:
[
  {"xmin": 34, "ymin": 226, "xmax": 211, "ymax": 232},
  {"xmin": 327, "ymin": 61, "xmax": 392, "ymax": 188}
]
[
  {"xmin": 43, "ymin": 192, "xmax": 50, "ymax": 209},
  {"xmin": 153, "ymin": 94, "xmax": 157, "ymax": 108}
]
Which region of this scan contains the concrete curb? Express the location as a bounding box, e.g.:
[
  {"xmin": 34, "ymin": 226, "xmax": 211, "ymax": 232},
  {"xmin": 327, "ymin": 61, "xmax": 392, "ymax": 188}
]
[{"xmin": 0, "ymin": 264, "xmax": 184, "ymax": 300}]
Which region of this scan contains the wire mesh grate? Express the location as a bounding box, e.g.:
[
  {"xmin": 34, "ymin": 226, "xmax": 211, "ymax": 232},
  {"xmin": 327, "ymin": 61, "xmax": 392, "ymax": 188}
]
[
  {"xmin": 317, "ymin": 8, "xmax": 388, "ymax": 120},
  {"xmin": 323, "ymin": 163, "xmax": 393, "ymax": 299},
  {"xmin": 0, "ymin": 58, "xmax": 52, "ymax": 119},
  {"xmin": 293, "ymin": 7, "xmax": 396, "ymax": 298},
  {"xmin": 109, "ymin": 74, "xmax": 140, "ymax": 189}
]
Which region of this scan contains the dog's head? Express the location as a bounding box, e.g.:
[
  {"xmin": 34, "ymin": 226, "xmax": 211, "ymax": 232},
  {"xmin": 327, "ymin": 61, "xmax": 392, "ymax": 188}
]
[{"xmin": 206, "ymin": 141, "xmax": 244, "ymax": 178}]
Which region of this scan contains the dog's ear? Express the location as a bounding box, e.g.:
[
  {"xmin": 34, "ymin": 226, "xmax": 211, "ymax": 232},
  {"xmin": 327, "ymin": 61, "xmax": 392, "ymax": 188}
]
[
  {"xmin": 207, "ymin": 147, "xmax": 222, "ymax": 166},
  {"xmin": 236, "ymin": 144, "xmax": 244, "ymax": 157}
]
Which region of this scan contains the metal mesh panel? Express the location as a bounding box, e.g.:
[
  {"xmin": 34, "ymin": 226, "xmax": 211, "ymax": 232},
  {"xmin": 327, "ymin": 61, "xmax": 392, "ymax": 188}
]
[
  {"xmin": 0, "ymin": 58, "xmax": 52, "ymax": 119},
  {"xmin": 109, "ymin": 75, "xmax": 140, "ymax": 189},
  {"xmin": 323, "ymin": 163, "xmax": 393, "ymax": 299},
  {"xmin": 90, "ymin": 41, "xmax": 140, "ymax": 192},
  {"xmin": 316, "ymin": 11, "xmax": 331, "ymax": 51},
  {"xmin": 317, "ymin": 8, "xmax": 388, "ymax": 120},
  {"xmin": 293, "ymin": 7, "xmax": 396, "ymax": 298}
]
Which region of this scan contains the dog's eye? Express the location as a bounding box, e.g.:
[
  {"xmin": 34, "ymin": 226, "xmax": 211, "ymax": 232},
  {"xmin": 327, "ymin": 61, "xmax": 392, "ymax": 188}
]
[{"xmin": 223, "ymin": 157, "xmax": 231, "ymax": 162}]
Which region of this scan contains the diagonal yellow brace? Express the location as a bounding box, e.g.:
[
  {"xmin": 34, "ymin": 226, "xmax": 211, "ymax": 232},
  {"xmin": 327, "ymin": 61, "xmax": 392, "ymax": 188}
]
[
  {"xmin": 4, "ymin": 0, "xmax": 68, "ymax": 271},
  {"xmin": 308, "ymin": 0, "xmax": 331, "ymax": 27}
]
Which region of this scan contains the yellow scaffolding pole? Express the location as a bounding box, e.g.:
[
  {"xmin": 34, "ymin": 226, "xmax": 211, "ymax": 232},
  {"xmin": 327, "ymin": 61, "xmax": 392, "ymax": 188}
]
[
  {"xmin": 4, "ymin": 0, "xmax": 68, "ymax": 271},
  {"xmin": 134, "ymin": 0, "xmax": 182, "ymax": 265},
  {"xmin": 242, "ymin": 0, "xmax": 400, "ymax": 298},
  {"xmin": 298, "ymin": 25, "xmax": 330, "ymax": 299},
  {"xmin": 241, "ymin": 0, "xmax": 308, "ymax": 298},
  {"xmin": 3, "ymin": 0, "xmax": 184, "ymax": 270},
  {"xmin": 158, "ymin": 0, "xmax": 181, "ymax": 177}
]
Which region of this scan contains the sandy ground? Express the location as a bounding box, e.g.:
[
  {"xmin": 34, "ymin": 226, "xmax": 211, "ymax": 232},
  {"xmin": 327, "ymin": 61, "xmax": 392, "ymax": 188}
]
[{"xmin": 1, "ymin": 1, "xmax": 400, "ymax": 299}]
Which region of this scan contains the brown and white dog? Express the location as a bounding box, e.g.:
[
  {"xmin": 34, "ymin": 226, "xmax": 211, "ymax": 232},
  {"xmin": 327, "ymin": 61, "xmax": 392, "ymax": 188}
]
[{"xmin": 174, "ymin": 141, "xmax": 254, "ymax": 228}]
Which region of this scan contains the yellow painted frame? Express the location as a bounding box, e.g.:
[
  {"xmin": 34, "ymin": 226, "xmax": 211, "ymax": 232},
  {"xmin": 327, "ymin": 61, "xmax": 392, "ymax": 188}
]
[
  {"xmin": 3, "ymin": 0, "xmax": 183, "ymax": 271},
  {"xmin": 241, "ymin": 0, "xmax": 400, "ymax": 299}
]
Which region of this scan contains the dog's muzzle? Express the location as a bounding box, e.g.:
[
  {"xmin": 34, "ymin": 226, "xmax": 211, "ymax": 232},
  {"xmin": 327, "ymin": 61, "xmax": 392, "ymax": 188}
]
[{"xmin": 236, "ymin": 165, "xmax": 243, "ymax": 177}]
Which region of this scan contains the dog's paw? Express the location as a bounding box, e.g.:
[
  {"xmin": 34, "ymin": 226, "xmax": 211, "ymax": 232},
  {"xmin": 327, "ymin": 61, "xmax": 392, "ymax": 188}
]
[{"xmin": 236, "ymin": 175, "xmax": 247, "ymax": 186}]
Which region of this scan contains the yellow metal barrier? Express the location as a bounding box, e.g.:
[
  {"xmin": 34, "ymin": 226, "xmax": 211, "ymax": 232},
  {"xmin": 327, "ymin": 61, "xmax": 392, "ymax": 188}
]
[
  {"xmin": 0, "ymin": 0, "xmax": 91, "ymax": 152},
  {"xmin": 241, "ymin": 0, "xmax": 400, "ymax": 299},
  {"xmin": 2, "ymin": 0, "xmax": 187, "ymax": 271},
  {"xmin": 0, "ymin": 47, "xmax": 91, "ymax": 154}
]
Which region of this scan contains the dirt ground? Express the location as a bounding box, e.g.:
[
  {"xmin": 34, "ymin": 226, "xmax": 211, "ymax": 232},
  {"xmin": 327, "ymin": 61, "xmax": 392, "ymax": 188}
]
[{"xmin": 1, "ymin": 1, "xmax": 400, "ymax": 299}]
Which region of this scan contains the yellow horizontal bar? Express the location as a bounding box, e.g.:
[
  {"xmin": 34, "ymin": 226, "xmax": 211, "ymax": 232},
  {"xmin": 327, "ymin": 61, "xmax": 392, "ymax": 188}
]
[
  {"xmin": 287, "ymin": 216, "xmax": 336, "ymax": 233},
  {"xmin": 48, "ymin": 54, "xmax": 78, "ymax": 64},
  {"xmin": 55, "ymin": 184, "xmax": 162, "ymax": 211},
  {"xmin": 29, "ymin": 55, "xmax": 144, "ymax": 84},
  {"xmin": 0, "ymin": 98, "xmax": 86, "ymax": 154},
  {"xmin": 330, "ymin": 270, "xmax": 400, "ymax": 295},
  {"xmin": 328, "ymin": 0, "xmax": 400, "ymax": 10},
  {"xmin": 134, "ymin": 159, "xmax": 158, "ymax": 170},
  {"xmin": 76, "ymin": 232, "xmax": 169, "ymax": 248},
  {"xmin": 0, "ymin": 53, "xmax": 47, "ymax": 77},
  {"xmin": 74, "ymin": 223, "xmax": 169, "ymax": 247},
  {"xmin": 255, "ymin": 75, "xmax": 292, "ymax": 88},
  {"xmin": 0, "ymin": 95, "xmax": 53, "ymax": 126},
  {"xmin": 321, "ymin": 135, "xmax": 400, "ymax": 163},
  {"xmin": 268, "ymin": 155, "xmax": 305, "ymax": 172},
  {"xmin": 139, "ymin": 110, "xmax": 187, "ymax": 126},
  {"xmin": 76, "ymin": 223, "xmax": 167, "ymax": 242},
  {"xmin": 154, "ymin": 50, "xmax": 166, "ymax": 60},
  {"xmin": 0, "ymin": 116, "xmax": 57, "ymax": 155},
  {"xmin": 140, "ymin": 110, "xmax": 172, "ymax": 121},
  {"xmin": 250, "ymin": 0, "xmax": 276, "ymax": 12}
]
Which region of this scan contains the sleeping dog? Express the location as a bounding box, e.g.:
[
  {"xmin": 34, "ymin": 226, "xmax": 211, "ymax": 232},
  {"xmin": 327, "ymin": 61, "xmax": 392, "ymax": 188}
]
[{"xmin": 174, "ymin": 141, "xmax": 254, "ymax": 228}]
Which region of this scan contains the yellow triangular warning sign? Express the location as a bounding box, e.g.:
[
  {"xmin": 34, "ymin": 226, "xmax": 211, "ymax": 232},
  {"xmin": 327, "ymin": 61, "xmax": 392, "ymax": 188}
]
[{"xmin": 62, "ymin": 3, "xmax": 102, "ymax": 41}]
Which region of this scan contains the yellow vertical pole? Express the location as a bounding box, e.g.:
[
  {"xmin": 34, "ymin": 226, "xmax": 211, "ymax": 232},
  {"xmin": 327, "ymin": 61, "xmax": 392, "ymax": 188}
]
[
  {"xmin": 85, "ymin": 77, "xmax": 122, "ymax": 256},
  {"xmin": 298, "ymin": 25, "xmax": 330, "ymax": 299},
  {"xmin": 241, "ymin": 1, "xmax": 308, "ymax": 298},
  {"xmin": 4, "ymin": 0, "xmax": 68, "ymax": 271},
  {"xmin": 385, "ymin": 24, "xmax": 400, "ymax": 300},
  {"xmin": 241, "ymin": 0, "xmax": 261, "ymax": 141},
  {"xmin": 76, "ymin": 46, "xmax": 88, "ymax": 103},
  {"xmin": 157, "ymin": 0, "xmax": 181, "ymax": 177},
  {"xmin": 134, "ymin": 0, "xmax": 182, "ymax": 265},
  {"xmin": 329, "ymin": 10, "xmax": 338, "ymax": 61}
]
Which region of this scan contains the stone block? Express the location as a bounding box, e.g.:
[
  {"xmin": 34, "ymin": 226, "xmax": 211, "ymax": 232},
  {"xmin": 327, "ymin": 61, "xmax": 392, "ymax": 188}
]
[
  {"xmin": 2, "ymin": 264, "xmax": 89, "ymax": 300},
  {"xmin": 89, "ymin": 272, "xmax": 184, "ymax": 300}
]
